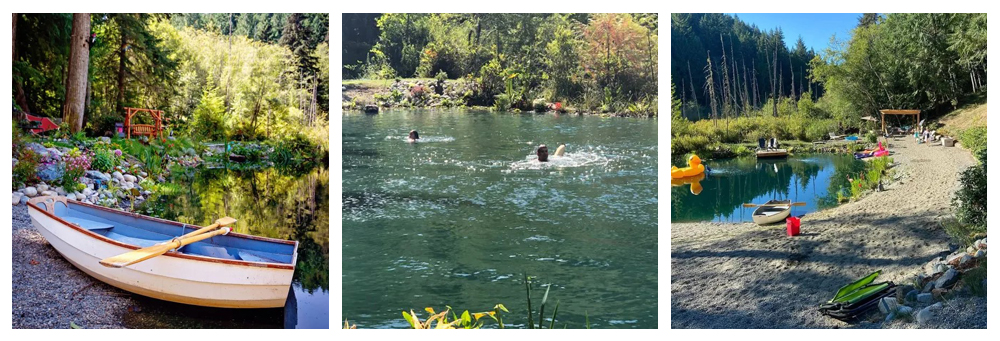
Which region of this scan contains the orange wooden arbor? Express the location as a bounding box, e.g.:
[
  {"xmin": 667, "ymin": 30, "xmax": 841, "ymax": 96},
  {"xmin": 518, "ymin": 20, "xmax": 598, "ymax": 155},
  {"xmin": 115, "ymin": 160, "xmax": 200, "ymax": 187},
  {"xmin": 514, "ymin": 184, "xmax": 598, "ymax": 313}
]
[
  {"xmin": 124, "ymin": 107, "xmax": 164, "ymax": 139},
  {"xmin": 880, "ymin": 109, "xmax": 920, "ymax": 136}
]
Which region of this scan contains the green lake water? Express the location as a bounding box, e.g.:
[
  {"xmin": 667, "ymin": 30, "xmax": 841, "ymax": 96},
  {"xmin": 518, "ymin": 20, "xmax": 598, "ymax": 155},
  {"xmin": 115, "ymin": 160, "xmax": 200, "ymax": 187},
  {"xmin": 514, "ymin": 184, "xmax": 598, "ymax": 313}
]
[
  {"xmin": 342, "ymin": 109, "xmax": 658, "ymax": 328},
  {"xmin": 134, "ymin": 165, "xmax": 329, "ymax": 329},
  {"xmin": 671, "ymin": 154, "xmax": 865, "ymax": 223}
]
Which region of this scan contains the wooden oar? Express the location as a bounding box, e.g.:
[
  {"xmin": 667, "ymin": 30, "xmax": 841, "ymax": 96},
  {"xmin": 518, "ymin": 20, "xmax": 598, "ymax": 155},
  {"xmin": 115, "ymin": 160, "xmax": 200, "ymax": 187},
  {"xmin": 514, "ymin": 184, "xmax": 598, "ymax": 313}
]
[
  {"xmin": 742, "ymin": 202, "xmax": 807, "ymax": 208},
  {"xmin": 99, "ymin": 217, "xmax": 237, "ymax": 268}
]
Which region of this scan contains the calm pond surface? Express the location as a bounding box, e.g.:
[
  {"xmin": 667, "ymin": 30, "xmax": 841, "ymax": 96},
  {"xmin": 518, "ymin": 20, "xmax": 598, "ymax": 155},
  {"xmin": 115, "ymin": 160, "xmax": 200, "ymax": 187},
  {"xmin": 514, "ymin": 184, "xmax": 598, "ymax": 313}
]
[
  {"xmin": 671, "ymin": 154, "xmax": 865, "ymax": 223},
  {"xmin": 133, "ymin": 165, "xmax": 329, "ymax": 329},
  {"xmin": 343, "ymin": 109, "xmax": 658, "ymax": 329}
]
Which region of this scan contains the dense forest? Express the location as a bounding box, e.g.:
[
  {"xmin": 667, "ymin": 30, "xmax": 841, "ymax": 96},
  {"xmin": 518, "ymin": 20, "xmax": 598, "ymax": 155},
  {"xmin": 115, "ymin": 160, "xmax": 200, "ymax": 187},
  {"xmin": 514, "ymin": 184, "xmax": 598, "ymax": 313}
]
[
  {"xmin": 671, "ymin": 13, "xmax": 987, "ymax": 154},
  {"xmin": 13, "ymin": 13, "xmax": 329, "ymax": 147},
  {"xmin": 671, "ymin": 13, "xmax": 822, "ymax": 120},
  {"xmin": 343, "ymin": 13, "xmax": 658, "ymax": 115}
]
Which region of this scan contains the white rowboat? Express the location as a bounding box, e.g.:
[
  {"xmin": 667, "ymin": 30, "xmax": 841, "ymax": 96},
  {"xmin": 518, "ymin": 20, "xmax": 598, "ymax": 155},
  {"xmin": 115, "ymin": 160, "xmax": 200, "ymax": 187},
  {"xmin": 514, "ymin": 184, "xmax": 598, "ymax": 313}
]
[
  {"xmin": 751, "ymin": 199, "xmax": 792, "ymax": 225},
  {"xmin": 27, "ymin": 196, "xmax": 298, "ymax": 308}
]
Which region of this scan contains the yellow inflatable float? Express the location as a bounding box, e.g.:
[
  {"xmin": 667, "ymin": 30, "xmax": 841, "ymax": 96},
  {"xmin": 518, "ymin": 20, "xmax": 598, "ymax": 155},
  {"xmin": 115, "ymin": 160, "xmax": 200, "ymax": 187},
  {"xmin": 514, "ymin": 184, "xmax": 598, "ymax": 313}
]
[
  {"xmin": 671, "ymin": 154, "xmax": 706, "ymax": 178},
  {"xmin": 671, "ymin": 172, "xmax": 705, "ymax": 195}
]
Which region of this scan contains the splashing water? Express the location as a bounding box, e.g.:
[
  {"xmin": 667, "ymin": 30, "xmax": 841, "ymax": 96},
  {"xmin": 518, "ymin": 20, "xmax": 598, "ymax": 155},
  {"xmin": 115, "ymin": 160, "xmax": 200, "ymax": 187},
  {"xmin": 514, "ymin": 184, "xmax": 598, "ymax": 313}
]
[
  {"xmin": 509, "ymin": 148, "xmax": 611, "ymax": 170},
  {"xmin": 385, "ymin": 135, "xmax": 456, "ymax": 143}
]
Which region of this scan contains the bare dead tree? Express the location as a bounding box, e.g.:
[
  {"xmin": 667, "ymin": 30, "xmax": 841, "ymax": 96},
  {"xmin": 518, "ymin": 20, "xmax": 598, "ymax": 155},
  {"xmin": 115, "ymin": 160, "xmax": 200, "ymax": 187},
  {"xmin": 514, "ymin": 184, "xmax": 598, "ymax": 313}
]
[{"xmin": 705, "ymin": 50, "xmax": 719, "ymax": 126}]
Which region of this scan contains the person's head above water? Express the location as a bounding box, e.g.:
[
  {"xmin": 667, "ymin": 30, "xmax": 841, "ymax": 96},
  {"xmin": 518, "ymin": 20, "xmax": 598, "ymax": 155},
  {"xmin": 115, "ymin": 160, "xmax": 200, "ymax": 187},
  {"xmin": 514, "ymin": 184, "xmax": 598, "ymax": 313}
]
[
  {"xmin": 408, "ymin": 130, "xmax": 420, "ymax": 140},
  {"xmin": 537, "ymin": 144, "xmax": 549, "ymax": 162}
]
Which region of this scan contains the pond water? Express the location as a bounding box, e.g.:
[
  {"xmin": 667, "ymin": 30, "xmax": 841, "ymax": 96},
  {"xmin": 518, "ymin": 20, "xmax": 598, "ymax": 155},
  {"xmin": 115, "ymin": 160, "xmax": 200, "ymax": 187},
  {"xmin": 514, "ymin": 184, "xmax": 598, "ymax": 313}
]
[
  {"xmin": 671, "ymin": 154, "xmax": 865, "ymax": 223},
  {"xmin": 343, "ymin": 109, "xmax": 658, "ymax": 329},
  {"xmin": 132, "ymin": 165, "xmax": 329, "ymax": 329}
]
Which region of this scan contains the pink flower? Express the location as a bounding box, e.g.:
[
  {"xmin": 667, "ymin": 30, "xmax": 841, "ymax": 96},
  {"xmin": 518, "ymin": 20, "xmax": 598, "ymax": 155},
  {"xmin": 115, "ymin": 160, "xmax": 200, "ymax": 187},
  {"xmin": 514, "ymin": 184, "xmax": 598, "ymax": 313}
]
[{"xmin": 114, "ymin": 149, "xmax": 122, "ymax": 157}]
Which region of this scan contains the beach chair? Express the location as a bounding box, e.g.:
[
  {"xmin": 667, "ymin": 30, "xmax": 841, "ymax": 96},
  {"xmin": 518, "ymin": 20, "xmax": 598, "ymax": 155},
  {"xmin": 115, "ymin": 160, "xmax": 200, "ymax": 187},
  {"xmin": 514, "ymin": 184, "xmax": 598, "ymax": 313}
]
[{"xmin": 758, "ymin": 138, "xmax": 767, "ymax": 150}]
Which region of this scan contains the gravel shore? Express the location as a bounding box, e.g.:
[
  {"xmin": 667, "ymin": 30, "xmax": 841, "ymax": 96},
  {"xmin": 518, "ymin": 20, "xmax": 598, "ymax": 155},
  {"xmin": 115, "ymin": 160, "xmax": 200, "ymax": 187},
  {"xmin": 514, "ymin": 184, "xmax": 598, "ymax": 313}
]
[
  {"xmin": 671, "ymin": 137, "xmax": 985, "ymax": 328},
  {"xmin": 11, "ymin": 204, "xmax": 284, "ymax": 329},
  {"xmin": 12, "ymin": 204, "xmax": 133, "ymax": 329}
]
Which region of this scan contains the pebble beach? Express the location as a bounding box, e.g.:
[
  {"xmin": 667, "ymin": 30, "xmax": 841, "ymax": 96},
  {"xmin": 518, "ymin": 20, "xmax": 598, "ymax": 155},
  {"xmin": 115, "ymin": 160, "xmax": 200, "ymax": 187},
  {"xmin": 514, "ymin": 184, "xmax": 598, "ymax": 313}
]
[{"xmin": 671, "ymin": 137, "xmax": 986, "ymax": 328}]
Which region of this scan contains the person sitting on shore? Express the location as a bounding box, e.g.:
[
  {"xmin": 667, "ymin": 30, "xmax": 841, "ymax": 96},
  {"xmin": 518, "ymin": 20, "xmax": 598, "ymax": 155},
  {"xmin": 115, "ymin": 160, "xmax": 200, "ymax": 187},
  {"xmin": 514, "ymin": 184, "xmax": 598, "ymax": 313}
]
[{"xmin": 408, "ymin": 130, "xmax": 420, "ymax": 143}]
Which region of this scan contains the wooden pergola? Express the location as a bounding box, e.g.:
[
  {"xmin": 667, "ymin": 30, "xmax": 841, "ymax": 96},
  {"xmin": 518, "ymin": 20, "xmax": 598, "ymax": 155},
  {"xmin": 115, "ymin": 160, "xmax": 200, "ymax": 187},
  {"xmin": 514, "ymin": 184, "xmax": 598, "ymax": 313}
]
[
  {"xmin": 880, "ymin": 109, "xmax": 921, "ymax": 136},
  {"xmin": 124, "ymin": 107, "xmax": 164, "ymax": 139}
]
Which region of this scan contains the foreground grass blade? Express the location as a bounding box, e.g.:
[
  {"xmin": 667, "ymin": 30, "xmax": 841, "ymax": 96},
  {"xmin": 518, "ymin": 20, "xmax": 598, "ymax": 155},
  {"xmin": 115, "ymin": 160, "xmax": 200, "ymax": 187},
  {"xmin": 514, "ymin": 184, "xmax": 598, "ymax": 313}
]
[
  {"xmin": 524, "ymin": 274, "xmax": 534, "ymax": 329},
  {"xmin": 538, "ymin": 284, "xmax": 550, "ymax": 328},
  {"xmin": 549, "ymin": 300, "xmax": 560, "ymax": 329}
]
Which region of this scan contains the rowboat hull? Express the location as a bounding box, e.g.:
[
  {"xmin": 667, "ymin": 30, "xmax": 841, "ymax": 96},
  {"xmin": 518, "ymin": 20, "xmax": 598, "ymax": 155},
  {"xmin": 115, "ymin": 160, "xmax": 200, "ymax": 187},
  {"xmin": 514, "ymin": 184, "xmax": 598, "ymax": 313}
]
[
  {"xmin": 28, "ymin": 197, "xmax": 297, "ymax": 308},
  {"xmin": 751, "ymin": 200, "xmax": 791, "ymax": 225}
]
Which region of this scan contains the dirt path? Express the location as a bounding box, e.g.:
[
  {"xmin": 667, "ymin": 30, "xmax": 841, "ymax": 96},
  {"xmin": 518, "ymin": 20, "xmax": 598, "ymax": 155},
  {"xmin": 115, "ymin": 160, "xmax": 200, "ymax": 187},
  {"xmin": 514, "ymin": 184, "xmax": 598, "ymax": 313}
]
[{"xmin": 670, "ymin": 137, "xmax": 978, "ymax": 328}]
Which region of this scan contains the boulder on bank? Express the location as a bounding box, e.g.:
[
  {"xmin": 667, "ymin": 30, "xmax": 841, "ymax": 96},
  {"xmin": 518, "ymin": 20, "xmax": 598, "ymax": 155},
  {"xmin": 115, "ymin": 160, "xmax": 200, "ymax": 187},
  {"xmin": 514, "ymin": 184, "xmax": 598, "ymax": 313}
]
[{"xmin": 935, "ymin": 268, "xmax": 959, "ymax": 290}]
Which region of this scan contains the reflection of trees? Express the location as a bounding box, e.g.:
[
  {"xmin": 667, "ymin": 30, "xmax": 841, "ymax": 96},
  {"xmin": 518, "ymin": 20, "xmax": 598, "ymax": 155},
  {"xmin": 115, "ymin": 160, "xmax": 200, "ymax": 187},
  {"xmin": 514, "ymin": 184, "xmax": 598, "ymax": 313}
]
[
  {"xmin": 671, "ymin": 157, "xmax": 826, "ymax": 222},
  {"xmin": 817, "ymin": 155, "xmax": 866, "ymax": 207},
  {"xmin": 141, "ymin": 166, "xmax": 330, "ymax": 292}
]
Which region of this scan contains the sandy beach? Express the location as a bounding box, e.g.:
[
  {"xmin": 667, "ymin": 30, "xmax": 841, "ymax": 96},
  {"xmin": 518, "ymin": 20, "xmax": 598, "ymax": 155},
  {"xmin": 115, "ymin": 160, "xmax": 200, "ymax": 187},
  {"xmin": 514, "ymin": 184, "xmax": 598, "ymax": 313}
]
[{"xmin": 671, "ymin": 137, "xmax": 984, "ymax": 328}]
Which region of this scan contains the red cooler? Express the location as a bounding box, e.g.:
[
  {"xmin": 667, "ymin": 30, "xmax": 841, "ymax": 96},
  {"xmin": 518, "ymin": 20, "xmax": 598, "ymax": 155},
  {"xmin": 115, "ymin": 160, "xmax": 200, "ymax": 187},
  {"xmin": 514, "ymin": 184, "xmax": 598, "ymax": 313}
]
[{"xmin": 786, "ymin": 217, "xmax": 801, "ymax": 236}]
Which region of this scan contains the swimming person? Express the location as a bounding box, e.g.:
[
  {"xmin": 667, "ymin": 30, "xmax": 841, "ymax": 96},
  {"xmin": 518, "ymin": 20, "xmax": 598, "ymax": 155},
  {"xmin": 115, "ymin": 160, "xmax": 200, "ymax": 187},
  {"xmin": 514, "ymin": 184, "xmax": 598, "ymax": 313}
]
[
  {"xmin": 408, "ymin": 130, "xmax": 420, "ymax": 143},
  {"xmin": 536, "ymin": 144, "xmax": 550, "ymax": 162},
  {"xmin": 554, "ymin": 144, "xmax": 566, "ymax": 157}
]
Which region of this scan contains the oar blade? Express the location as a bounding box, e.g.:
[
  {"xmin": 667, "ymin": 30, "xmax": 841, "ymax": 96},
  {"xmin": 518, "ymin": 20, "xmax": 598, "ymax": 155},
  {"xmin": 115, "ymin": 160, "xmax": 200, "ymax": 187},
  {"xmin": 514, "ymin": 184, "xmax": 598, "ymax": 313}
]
[
  {"xmin": 99, "ymin": 242, "xmax": 176, "ymax": 268},
  {"xmin": 215, "ymin": 216, "xmax": 237, "ymax": 227}
]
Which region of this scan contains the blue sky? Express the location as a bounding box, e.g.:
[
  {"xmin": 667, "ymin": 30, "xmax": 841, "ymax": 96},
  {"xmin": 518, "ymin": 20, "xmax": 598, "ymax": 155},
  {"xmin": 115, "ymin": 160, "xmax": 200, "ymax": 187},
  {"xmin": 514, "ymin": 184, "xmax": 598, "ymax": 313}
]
[{"xmin": 732, "ymin": 13, "xmax": 862, "ymax": 53}]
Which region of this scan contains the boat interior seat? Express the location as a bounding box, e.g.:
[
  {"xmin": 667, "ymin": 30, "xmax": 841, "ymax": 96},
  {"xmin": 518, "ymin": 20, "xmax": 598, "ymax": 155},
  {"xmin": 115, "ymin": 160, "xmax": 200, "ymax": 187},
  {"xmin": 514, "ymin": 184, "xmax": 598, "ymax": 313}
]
[
  {"xmin": 103, "ymin": 232, "xmax": 161, "ymax": 248},
  {"xmin": 62, "ymin": 216, "xmax": 114, "ymax": 231}
]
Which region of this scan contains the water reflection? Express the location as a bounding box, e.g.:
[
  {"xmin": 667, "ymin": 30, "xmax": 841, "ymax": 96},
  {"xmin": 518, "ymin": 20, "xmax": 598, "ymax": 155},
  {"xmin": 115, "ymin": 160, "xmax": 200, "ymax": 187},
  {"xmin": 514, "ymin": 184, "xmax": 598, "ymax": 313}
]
[
  {"xmin": 135, "ymin": 165, "xmax": 329, "ymax": 328},
  {"xmin": 671, "ymin": 154, "xmax": 865, "ymax": 222}
]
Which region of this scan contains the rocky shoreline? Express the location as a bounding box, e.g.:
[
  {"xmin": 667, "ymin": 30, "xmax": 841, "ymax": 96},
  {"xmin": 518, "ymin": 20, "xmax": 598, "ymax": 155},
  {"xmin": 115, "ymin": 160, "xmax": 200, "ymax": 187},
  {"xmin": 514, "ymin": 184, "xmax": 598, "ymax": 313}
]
[{"xmin": 342, "ymin": 79, "xmax": 656, "ymax": 117}]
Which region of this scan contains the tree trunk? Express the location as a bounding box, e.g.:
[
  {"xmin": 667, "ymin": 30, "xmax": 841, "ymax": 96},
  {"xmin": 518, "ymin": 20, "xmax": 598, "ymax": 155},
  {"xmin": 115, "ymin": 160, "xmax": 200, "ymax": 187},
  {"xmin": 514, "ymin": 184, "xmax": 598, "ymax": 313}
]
[
  {"xmin": 719, "ymin": 34, "xmax": 730, "ymax": 118},
  {"xmin": 13, "ymin": 13, "xmax": 32, "ymax": 113},
  {"xmin": 772, "ymin": 45, "xmax": 778, "ymax": 117},
  {"xmin": 687, "ymin": 61, "xmax": 698, "ymax": 104},
  {"xmin": 64, "ymin": 13, "xmax": 91, "ymax": 133},
  {"xmin": 705, "ymin": 50, "xmax": 718, "ymax": 126},
  {"xmin": 117, "ymin": 19, "xmax": 127, "ymax": 116},
  {"xmin": 752, "ymin": 59, "xmax": 758, "ymax": 108},
  {"xmin": 789, "ymin": 54, "xmax": 795, "ymax": 100},
  {"xmin": 12, "ymin": 13, "xmax": 16, "ymax": 62}
]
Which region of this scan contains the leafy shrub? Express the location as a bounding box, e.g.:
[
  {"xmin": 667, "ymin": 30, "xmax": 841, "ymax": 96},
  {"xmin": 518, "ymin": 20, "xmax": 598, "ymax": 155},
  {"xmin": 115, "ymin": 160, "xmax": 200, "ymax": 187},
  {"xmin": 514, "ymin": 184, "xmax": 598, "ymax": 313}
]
[
  {"xmin": 806, "ymin": 120, "xmax": 833, "ymax": 142},
  {"xmin": 954, "ymin": 148, "xmax": 986, "ymax": 228},
  {"xmin": 60, "ymin": 148, "xmax": 91, "ymax": 190},
  {"xmin": 191, "ymin": 86, "xmax": 229, "ymax": 141},
  {"xmin": 13, "ymin": 147, "xmax": 40, "ymax": 187},
  {"xmin": 733, "ymin": 145, "xmax": 753, "ymax": 157},
  {"xmin": 90, "ymin": 148, "xmax": 122, "ymax": 173},
  {"xmin": 846, "ymin": 156, "xmax": 893, "ymax": 200},
  {"xmin": 865, "ymin": 132, "xmax": 878, "ymax": 144},
  {"xmin": 958, "ymin": 126, "xmax": 986, "ymax": 157},
  {"xmin": 671, "ymin": 135, "xmax": 711, "ymax": 155}
]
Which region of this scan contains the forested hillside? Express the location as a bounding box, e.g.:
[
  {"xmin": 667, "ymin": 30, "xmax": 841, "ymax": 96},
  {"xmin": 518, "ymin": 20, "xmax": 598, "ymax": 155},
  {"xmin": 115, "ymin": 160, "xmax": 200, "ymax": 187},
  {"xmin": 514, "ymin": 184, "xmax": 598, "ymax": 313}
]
[
  {"xmin": 13, "ymin": 13, "xmax": 329, "ymax": 146},
  {"xmin": 343, "ymin": 13, "xmax": 658, "ymax": 115},
  {"xmin": 671, "ymin": 13, "xmax": 986, "ymax": 156}
]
